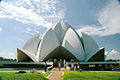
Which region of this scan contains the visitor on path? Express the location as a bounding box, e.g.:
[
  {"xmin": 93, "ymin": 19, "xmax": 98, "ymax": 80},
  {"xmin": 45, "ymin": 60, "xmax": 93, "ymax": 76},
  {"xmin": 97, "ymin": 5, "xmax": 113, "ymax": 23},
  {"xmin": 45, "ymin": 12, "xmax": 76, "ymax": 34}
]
[
  {"xmin": 63, "ymin": 59, "xmax": 66, "ymax": 70},
  {"xmin": 60, "ymin": 59, "xmax": 62, "ymax": 63},
  {"xmin": 77, "ymin": 61, "xmax": 80, "ymax": 70},
  {"xmin": 53, "ymin": 59, "xmax": 57, "ymax": 67},
  {"xmin": 74, "ymin": 65, "xmax": 76, "ymax": 71},
  {"xmin": 71, "ymin": 61, "xmax": 74, "ymax": 70},
  {"xmin": 58, "ymin": 61, "xmax": 61, "ymax": 70},
  {"xmin": 44, "ymin": 62, "xmax": 47, "ymax": 72}
]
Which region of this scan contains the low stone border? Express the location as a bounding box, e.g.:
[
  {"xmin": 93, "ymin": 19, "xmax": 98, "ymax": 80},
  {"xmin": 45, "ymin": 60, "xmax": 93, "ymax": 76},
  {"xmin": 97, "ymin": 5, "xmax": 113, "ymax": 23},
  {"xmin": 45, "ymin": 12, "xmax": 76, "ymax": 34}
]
[
  {"xmin": 62, "ymin": 72, "xmax": 64, "ymax": 76},
  {"xmin": 47, "ymin": 72, "xmax": 53, "ymax": 78}
]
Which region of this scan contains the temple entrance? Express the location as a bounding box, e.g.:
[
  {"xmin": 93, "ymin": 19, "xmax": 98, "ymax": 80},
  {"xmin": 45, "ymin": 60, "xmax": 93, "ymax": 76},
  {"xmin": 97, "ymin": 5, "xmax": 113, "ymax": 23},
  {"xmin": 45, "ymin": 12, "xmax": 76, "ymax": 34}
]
[{"xmin": 43, "ymin": 46, "xmax": 78, "ymax": 62}]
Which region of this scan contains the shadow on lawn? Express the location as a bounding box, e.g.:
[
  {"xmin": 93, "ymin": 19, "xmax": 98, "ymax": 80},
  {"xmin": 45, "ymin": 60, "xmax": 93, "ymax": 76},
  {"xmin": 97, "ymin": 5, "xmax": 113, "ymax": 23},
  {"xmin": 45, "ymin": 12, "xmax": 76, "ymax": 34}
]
[{"xmin": 0, "ymin": 77, "xmax": 1, "ymax": 80}]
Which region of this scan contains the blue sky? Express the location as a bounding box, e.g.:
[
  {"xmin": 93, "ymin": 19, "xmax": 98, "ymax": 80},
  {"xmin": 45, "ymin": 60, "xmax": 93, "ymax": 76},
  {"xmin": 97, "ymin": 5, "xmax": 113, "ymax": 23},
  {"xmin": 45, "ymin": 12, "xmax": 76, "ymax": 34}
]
[{"xmin": 0, "ymin": 0, "xmax": 120, "ymax": 59}]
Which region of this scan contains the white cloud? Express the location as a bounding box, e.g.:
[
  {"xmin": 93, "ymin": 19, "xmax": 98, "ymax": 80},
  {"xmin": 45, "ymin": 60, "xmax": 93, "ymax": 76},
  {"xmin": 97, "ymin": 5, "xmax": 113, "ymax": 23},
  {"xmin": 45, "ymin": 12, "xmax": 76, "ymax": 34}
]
[
  {"xmin": 34, "ymin": 29, "xmax": 40, "ymax": 33},
  {"xmin": 0, "ymin": 27, "xmax": 2, "ymax": 31},
  {"xmin": 12, "ymin": 37, "xmax": 24, "ymax": 43},
  {"xmin": 0, "ymin": 52, "xmax": 16, "ymax": 59},
  {"xmin": 0, "ymin": 0, "xmax": 65, "ymax": 29},
  {"xmin": 77, "ymin": 0, "xmax": 120, "ymax": 36},
  {"xmin": 106, "ymin": 49, "xmax": 120, "ymax": 60},
  {"xmin": 26, "ymin": 27, "xmax": 31, "ymax": 32},
  {"xmin": 24, "ymin": 27, "xmax": 34, "ymax": 35},
  {"xmin": 34, "ymin": 0, "xmax": 40, "ymax": 3},
  {"xmin": 77, "ymin": 25, "xmax": 104, "ymax": 35},
  {"xmin": 105, "ymin": 51, "xmax": 109, "ymax": 55}
]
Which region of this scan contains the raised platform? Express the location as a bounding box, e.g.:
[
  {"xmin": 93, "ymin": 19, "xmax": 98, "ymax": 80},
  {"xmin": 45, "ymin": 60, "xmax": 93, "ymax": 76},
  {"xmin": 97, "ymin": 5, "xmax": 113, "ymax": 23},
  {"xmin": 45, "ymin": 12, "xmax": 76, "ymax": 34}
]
[
  {"xmin": 0, "ymin": 62, "xmax": 53, "ymax": 68},
  {"xmin": 0, "ymin": 61, "xmax": 120, "ymax": 70}
]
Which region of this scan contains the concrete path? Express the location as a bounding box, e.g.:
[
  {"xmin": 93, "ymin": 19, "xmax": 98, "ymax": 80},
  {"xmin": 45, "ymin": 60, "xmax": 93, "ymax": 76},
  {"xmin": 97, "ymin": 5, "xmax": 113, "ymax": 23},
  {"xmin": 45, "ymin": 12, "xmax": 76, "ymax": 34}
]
[
  {"xmin": 49, "ymin": 67, "xmax": 70, "ymax": 80},
  {"xmin": 49, "ymin": 71, "xmax": 62, "ymax": 80}
]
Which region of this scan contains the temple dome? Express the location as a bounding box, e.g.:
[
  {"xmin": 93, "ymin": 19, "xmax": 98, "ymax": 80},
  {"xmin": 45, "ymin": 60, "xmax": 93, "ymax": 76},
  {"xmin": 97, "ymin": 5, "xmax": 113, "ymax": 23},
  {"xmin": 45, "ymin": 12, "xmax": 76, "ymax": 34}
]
[{"xmin": 17, "ymin": 21, "xmax": 104, "ymax": 62}]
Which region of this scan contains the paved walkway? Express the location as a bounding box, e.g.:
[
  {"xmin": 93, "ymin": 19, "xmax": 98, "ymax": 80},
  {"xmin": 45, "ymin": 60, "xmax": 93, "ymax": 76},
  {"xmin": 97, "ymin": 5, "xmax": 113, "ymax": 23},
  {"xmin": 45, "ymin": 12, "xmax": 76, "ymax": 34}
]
[
  {"xmin": 49, "ymin": 67, "xmax": 70, "ymax": 80},
  {"xmin": 49, "ymin": 71, "xmax": 62, "ymax": 80}
]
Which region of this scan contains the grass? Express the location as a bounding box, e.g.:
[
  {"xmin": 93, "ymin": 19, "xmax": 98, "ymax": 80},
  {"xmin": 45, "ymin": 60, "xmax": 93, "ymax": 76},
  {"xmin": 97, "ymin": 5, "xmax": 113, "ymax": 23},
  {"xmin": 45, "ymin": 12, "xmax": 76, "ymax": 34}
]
[
  {"xmin": 42, "ymin": 72, "xmax": 51, "ymax": 78},
  {"xmin": 0, "ymin": 72, "xmax": 51, "ymax": 80},
  {"xmin": 63, "ymin": 71, "xmax": 120, "ymax": 80}
]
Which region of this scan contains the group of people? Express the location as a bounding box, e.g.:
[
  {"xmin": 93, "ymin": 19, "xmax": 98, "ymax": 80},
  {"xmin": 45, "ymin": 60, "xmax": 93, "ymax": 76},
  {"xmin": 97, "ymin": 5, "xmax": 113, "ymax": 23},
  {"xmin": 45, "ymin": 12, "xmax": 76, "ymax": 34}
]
[
  {"xmin": 44, "ymin": 59, "xmax": 82, "ymax": 72},
  {"xmin": 58, "ymin": 59, "xmax": 67, "ymax": 70},
  {"xmin": 71, "ymin": 61, "xmax": 81, "ymax": 71},
  {"xmin": 56, "ymin": 59, "xmax": 82, "ymax": 71},
  {"xmin": 57, "ymin": 59, "xmax": 81, "ymax": 71}
]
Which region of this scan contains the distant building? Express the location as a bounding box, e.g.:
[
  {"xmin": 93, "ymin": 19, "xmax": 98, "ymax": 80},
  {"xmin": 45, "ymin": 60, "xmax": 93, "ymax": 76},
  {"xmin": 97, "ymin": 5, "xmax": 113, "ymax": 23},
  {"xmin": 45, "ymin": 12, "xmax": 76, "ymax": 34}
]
[{"xmin": 17, "ymin": 21, "xmax": 104, "ymax": 62}]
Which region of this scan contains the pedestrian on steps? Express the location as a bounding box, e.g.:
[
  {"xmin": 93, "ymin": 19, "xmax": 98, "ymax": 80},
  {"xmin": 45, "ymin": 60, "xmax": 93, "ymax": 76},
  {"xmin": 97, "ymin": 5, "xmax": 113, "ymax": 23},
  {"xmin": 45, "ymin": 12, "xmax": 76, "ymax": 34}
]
[{"xmin": 58, "ymin": 61, "xmax": 61, "ymax": 70}]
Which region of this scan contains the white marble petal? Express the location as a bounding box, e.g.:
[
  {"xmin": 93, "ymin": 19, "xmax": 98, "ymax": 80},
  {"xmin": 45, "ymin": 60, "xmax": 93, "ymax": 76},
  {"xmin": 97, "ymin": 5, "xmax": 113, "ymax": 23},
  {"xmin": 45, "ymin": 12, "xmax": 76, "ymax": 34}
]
[
  {"xmin": 23, "ymin": 33, "xmax": 40, "ymax": 55},
  {"xmin": 17, "ymin": 48, "xmax": 37, "ymax": 62},
  {"xmin": 37, "ymin": 29, "xmax": 59, "ymax": 61},
  {"xmin": 62, "ymin": 28, "xmax": 85, "ymax": 61},
  {"xmin": 79, "ymin": 32, "xmax": 99, "ymax": 61}
]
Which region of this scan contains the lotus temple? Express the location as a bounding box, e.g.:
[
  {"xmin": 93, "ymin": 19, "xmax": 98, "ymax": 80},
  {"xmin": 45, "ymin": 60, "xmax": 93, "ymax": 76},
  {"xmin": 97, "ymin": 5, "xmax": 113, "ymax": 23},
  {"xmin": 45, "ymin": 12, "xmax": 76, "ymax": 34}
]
[{"xmin": 17, "ymin": 21, "xmax": 104, "ymax": 62}]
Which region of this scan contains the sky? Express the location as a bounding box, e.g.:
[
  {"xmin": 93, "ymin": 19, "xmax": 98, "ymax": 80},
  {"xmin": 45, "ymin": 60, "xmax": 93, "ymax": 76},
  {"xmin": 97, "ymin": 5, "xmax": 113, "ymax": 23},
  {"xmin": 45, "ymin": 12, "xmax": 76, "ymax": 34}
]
[{"xmin": 0, "ymin": 0, "xmax": 120, "ymax": 59}]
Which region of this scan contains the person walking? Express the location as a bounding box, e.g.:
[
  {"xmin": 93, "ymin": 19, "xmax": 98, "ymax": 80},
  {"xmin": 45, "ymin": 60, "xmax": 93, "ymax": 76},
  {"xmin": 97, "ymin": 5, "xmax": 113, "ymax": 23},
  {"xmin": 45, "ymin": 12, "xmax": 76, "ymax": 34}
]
[
  {"xmin": 77, "ymin": 61, "xmax": 80, "ymax": 71},
  {"xmin": 74, "ymin": 65, "xmax": 76, "ymax": 71},
  {"xmin": 63, "ymin": 59, "xmax": 66, "ymax": 70},
  {"xmin": 71, "ymin": 61, "xmax": 74, "ymax": 70},
  {"xmin": 58, "ymin": 61, "xmax": 61, "ymax": 70},
  {"xmin": 44, "ymin": 62, "xmax": 47, "ymax": 72}
]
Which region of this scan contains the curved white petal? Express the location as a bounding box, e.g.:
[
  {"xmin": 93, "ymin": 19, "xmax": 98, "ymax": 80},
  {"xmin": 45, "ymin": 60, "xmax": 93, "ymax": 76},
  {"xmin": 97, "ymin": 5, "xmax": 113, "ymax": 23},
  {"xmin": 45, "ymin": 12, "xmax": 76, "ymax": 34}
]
[
  {"xmin": 17, "ymin": 48, "xmax": 37, "ymax": 62},
  {"xmin": 62, "ymin": 28, "xmax": 85, "ymax": 61},
  {"xmin": 23, "ymin": 33, "xmax": 40, "ymax": 55},
  {"xmin": 79, "ymin": 32, "xmax": 99, "ymax": 61},
  {"xmin": 52, "ymin": 22, "xmax": 70, "ymax": 45},
  {"xmin": 37, "ymin": 29, "xmax": 59, "ymax": 61}
]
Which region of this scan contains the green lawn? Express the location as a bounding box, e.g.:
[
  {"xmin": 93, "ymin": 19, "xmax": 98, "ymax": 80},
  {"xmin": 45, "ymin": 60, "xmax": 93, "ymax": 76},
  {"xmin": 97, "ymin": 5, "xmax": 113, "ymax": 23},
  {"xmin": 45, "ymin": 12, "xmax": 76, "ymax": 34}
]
[
  {"xmin": 0, "ymin": 72, "xmax": 51, "ymax": 80},
  {"xmin": 43, "ymin": 72, "xmax": 51, "ymax": 78},
  {"xmin": 63, "ymin": 71, "xmax": 120, "ymax": 80}
]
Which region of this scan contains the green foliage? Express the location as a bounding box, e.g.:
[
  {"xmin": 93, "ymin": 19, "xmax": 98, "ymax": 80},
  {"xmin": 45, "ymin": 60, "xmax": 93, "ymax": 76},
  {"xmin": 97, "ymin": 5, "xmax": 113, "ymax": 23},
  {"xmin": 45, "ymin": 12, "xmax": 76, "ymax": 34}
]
[
  {"xmin": 0, "ymin": 57, "xmax": 16, "ymax": 62},
  {"xmin": 0, "ymin": 72, "xmax": 49, "ymax": 80},
  {"xmin": 63, "ymin": 72, "xmax": 120, "ymax": 80},
  {"xmin": 43, "ymin": 72, "xmax": 51, "ymax": 78}
]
